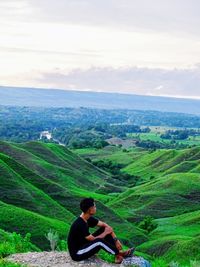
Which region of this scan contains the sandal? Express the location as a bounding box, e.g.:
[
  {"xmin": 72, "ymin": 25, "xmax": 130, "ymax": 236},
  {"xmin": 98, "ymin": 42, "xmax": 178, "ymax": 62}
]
[
  {"xmin": 115, "ymin": 255, "xmax": 123, "ymax": 264},
  {"xmin": 120, "ymin": 247, "xmax": 135, "ymax": 258}
]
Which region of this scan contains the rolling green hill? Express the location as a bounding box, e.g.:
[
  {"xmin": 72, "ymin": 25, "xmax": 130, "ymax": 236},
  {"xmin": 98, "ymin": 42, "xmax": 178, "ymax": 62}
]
[
  {"xmin": 0, "ymin": 200, "xmax": 69, "ymax": 250},
  {"xmin": 0, "ymin": 141, "xmax": 146, "ymax": 250},
  {"xmin": 1, "ymin": 141, "xmax": 200, "ymax": 264},
  {"xmin": 109, "ymin": 173, "xmax": 200, "ymax": 221},
  {"xmin": 74, "ymin": 145, "xmax": 200, "ymax": 264},
  {"xmin": 123, "ymin": 146, "xmax": 200, "ymax": 181},
  {"xmin": 108, "ymin": 146, "xmax": 200, "ymax": 222},
  {"xmin": 137, "ymin": 209, "xmax": 200, "ymax": 264},
  {"xmin": 73, "ymin": 146, "xmax": 146, "ymax": 166}
]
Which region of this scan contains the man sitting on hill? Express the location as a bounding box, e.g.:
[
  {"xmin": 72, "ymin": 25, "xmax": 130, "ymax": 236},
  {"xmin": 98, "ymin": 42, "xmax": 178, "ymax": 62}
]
[{"xmin": 67, "ymin": 197, "xmax": 134, "ymax": 264}]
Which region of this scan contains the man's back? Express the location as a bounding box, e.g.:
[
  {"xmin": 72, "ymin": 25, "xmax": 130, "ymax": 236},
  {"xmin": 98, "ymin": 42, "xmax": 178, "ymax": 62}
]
[{"xmin": 68, "ymin": 216, "xmax": 98, "ymax": 259}]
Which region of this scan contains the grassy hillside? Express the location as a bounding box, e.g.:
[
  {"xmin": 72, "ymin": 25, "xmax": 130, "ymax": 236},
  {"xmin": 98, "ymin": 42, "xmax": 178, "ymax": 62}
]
[
  {"xmin": 0, "ymin": 201, "xmax": 69, "ymax": 250},
  {"xmin": 75, "ymin": 145, "xmax": 200, "ymax": 263},
  {"xmin": 137, "ymin": 210, "xmax": 200, "ymax": 264},
  {"xmin": 123, "ymin": 146, "xmax": 200, "ymax": 182},
  {"xmin": 109, "ymin": 173, "xmax": 200, "ymax": 221},
  {"xmin": 0, "ymin": 155, "xmax": 74, "ymax": 222},
  {"xmin": 0, "ymin": 141, "xmax": 146, "ymax": 250},
  {"xmin": 73, "ymin": 146, "xmax": 146, "ymax": 166},
  {"xmin": 1, "ymin": 141, "xmax": 200, "ymax": 264}
]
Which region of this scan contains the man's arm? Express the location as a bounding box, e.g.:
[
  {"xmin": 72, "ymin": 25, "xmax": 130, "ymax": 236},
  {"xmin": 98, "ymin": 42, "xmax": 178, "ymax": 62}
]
[
  {"xmin": 85, "ymin": 225, "xmax": 113, "ymax": 241},
  {"xmin": 97, "ymin": 220, "xmax": 116, "ymax": 238},
  {"xmin": 96, "ymin": 221, "xmax": 122, "ymax": 250},
  {"xmin": 97, "ymin": 220, "xmax": 109, "ymax": 228}
]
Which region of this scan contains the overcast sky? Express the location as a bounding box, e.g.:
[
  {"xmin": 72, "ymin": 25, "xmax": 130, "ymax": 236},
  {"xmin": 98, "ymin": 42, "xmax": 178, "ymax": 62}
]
[{"xmin": 1, "ymin": 0, "xmax": 200, "ymax": 98}]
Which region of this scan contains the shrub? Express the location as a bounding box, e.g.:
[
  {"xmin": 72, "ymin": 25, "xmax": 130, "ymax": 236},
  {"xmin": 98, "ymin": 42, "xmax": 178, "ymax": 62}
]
[
  {"xmin": 45, "ymin": 229, "xmax": 59, "ymax": 251},
  {"xmin": 0, "ymin": 232, "xmax": 33, "ymax": 258},
  {"xmin": 57, "ymin": 240, "xmax": 67, "ymax": 251},
  {"xmin": 138, "ymin": 216, "xmax": 158, "ymax": 234},
  {"xmin": 0, "ymin": 259, "xmax": 26, "ymax": 267}
]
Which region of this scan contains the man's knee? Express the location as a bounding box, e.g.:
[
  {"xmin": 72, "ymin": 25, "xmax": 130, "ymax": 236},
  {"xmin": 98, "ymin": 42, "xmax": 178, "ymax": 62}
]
[{"xmin": 94, "ymin": 237, "xmax": 104, "ymax": 242}]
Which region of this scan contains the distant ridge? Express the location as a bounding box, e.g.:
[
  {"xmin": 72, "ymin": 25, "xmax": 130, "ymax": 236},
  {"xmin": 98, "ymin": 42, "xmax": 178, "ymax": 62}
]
[{"xmin": 0, "ymin": 86, "xmax": 200, "ymax": 115}]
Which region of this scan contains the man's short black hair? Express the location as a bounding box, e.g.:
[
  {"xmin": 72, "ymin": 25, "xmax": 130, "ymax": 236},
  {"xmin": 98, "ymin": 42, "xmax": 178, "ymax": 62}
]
[{"xmin": 80, "ymin": 197, "xmax": 95, "ymax": 213}]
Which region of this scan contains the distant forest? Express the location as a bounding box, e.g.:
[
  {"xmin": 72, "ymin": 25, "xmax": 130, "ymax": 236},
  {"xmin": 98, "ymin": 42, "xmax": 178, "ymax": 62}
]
[{"xmin": 0, "ymin": 106, "xmax": 200, "ymax": 147}]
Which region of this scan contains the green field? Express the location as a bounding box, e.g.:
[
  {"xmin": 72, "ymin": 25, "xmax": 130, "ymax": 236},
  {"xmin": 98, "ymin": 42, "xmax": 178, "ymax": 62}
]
[
  {"xmin": 128, "ymin": 126, "xmax": 200, "ymax": 147},
  {"xmin": 73, "ymin": 146, "xmax": 146, "ymax": 166},
  {"xmin": 0, "ymin": 141, "xmax": 200, "ymax": 265},
  {"xmin": 0, "ymin": 141, "xmax": 146, "ymax": 250},
  {"xmin": 74, "ymin": 144, "xmax": 200, "ymax": 265}
]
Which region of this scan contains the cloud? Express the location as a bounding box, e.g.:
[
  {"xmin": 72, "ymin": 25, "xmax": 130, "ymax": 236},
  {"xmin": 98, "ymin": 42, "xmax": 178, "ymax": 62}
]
[
  {"xmin": 0, "ymin": 0, "xmax": 32, "ymax": 21},
  {"xmin": 34, "ymin": 66, "xmax": 200, "ymax": 99},
  {"xmin": 1, "ymin": 0, "xmax": 200, "ymax": 97},
  {"xmin": 28, "ymin": 0, "xmax": 200, "ymax": 38}
]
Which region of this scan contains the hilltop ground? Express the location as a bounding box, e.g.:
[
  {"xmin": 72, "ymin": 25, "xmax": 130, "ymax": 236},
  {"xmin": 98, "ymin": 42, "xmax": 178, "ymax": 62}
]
[
  {"xmin": 7, "ymin": 252, "xmax": 149, "ymax": 267},
  {"xmin": 7, "ymin": 252, "xmax": 118, "ymax": 267}
]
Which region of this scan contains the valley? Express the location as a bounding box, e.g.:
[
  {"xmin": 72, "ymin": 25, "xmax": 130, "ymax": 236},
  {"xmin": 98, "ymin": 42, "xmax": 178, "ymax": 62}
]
[{"xmin": 0, "ymin": 141, "xmax": 200, "ymax": 265}]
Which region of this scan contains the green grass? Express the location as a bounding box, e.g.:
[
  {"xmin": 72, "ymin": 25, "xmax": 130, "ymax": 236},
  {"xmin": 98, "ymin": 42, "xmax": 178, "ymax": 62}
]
[
  {"xmin": 128, "ymin": 130, "xmax": 200, "ymax": 147},
  {"xmin": 73, "ymin": 146, "xmax": 146, "ymax": 166},
  {"xmin": 123, "ymin": 146, "xmax": 200, "ymax": 181},
  {"xmin": 0, "ymin": 201, "xmax": 69, "ymax": 250},
  {"xmin": 109, "ymin": 173, "xmax": 200, "ymax": 221},
  {"xmin": 0, "ymin": 155, "xmax": 74, "ymax": 223},
  {"xmin": 0, "ymin": 141, "xmax": 147, "ymax": 249},
  {"xmin": 0, "ymin": 260, "xmax": 26, "ymax": 267},
  {"xmin": 73, "ymin": 144, "xmax": 200, "ymax": 263},
  {"xmin": 1, "ymin": 140, "xmax": 200, "ymax": 263},
  {"xmin": 128, "ymin": 132, "xmax": 171, "ymax": 143},
  {"xmin": 150, "ymin": 210, "xmax": 200, "ymax": 240}
]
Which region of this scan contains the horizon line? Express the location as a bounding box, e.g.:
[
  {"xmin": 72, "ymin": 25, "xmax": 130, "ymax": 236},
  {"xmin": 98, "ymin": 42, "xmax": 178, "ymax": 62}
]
[{"xmin": 0, "ymin": 84, "xmax": 200, "ymax": 101}]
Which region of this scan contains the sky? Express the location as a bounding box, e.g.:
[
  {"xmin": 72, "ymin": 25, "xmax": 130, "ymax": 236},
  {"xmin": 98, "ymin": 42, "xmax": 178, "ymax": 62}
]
[{"xmin": 0, "ymin": 0, "xmax": 200, "ymax": 99}]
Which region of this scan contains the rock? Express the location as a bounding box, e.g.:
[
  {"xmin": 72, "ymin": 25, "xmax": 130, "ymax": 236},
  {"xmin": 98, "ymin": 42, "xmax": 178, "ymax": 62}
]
[
  {"xmin": 122, "ymin": 256, "xmax": 151, "ymax": 267},
  {"xmin": 7, "ymin": 252, "xmax": 151, "ymax": 267}
]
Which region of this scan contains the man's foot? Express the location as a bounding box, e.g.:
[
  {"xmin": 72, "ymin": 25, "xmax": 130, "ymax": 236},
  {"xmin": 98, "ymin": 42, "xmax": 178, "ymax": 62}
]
[
  {"xmin": 119, "ymin": 247, "xmax": 135, "ymax": 258},
  {"xmin": 115, "ymin": 255, "xmax": 123, "ymax": 264}
]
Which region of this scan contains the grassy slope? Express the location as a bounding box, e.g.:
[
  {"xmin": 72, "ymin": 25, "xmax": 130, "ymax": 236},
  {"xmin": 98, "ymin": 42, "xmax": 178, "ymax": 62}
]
[
  {"xmin": 73, "ymin": 146, "xmax": 146, "ymax": 166},
  {"xmin": 1, "ymin": 140, "xmax": 199, "ymax": 262},
  {"xmin": 0, "ymin": 141, "xmax": 147, "ymax": 248},
  {"xmin": 109, "ymin": 173, "xmax": 200, "ymax": 221},
  {"xmin": 123, "ymin": 146, "xmax": 200, "ymax": 181},
  {"xmin": 104, "ymin": 146, "xmax": 200, "ymax": 262},
  {"xmin": 73, "ymin": 145, "xmax": 200, "ymax": 261},
  {"xmin": 0, "ymin": 155, "xmax": 74, "ymax": 223},
  {"xmin": 0, "ymin": 141, "xmax": 110, "ymax": 190},
  {"xmin": 0, "ymin": 201, "xmax": 69, "ymax": 250},
  {"xmin": 137, "ymin": 210, "xmax": 200, "ymax": 264}
]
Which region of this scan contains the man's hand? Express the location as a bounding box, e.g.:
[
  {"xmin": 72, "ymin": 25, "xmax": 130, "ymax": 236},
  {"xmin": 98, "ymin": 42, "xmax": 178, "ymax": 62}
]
[{"xmin": 115, "ymin": 239, "xmax": 122, "ymax": 250}]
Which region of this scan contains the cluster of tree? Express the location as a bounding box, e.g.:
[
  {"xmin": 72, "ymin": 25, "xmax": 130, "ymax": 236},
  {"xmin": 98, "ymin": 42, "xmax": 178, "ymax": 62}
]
[
  {"xmin": 91, "ymin": 159, "xmax": 140, "ymax": 186},
  {"xmin": 95, "ymin": 124, "xmax": 150, "ymax": 138},
  {"xmin": 71, "ymin": 139, "xmax": 109, "ymax": 149},
  {"xmin": 92, "ymin": 159, "xmax": 123, "ymax": 174},
  {"xmin": 52, "ymin": 127, "xmax": 111, "ymax": 148},
  {"xmin": 135, "ymin": 140, "xmax": 188, "ymax": 150},
  {"xmin": 161, "ymin": 129, "xmax": 200, "ymax": 140},
  {"xmin": 0, "ymin": 105, "xmax": 200, "ymax": 146}
]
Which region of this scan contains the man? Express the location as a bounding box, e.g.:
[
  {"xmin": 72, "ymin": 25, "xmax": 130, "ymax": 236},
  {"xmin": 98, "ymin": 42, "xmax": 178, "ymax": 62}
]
[{"xmin": 67, "ymin": 197, "xmax": 134, "ymax": 264}]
